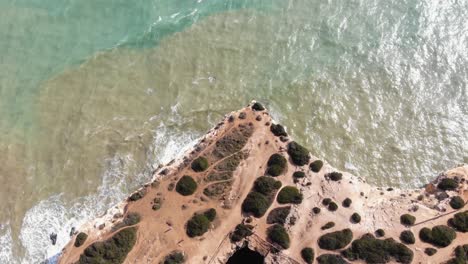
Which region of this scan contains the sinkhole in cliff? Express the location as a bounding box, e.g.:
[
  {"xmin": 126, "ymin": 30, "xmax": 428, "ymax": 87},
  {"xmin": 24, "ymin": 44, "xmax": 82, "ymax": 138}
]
[{"xmin": 226, "ymin": 245, "xmax": 265, "ymax": 264}]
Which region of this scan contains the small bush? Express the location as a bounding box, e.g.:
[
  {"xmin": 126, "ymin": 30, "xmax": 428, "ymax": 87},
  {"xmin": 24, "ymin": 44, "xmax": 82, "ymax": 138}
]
[
  {"xmin": 351, "ymin": 213, "xmax": 361, "ymax": 223},
  {"xmin": 231, "ymin": 224, "xmax": 254, "ymax": 242},
  {"xmin": 192, "ymin": 157, "xmax": 208, "ymax": 172},
  {"xmin": 128, "ymin": 189, "xmax": 146, "ymax": 201},
  {"xmin": 321, "ymin": 222, "xmax": 335, "ymax": 230},
  {"xmin": 301, "ymin": 247, "xmax": 314, "ymax": 264},
  {"xmin": 419, "ymin": 225, "xmax": 457, "ymax": 247},
  {"xmin": 375, "ymin": 229, "xmax": 385, "ymax": 237},
  {"xmin": 186, "ymin": 214, "xmax": 211, "ymax": 237},
  {"xmin": 203, "ymin": 208, "xmax": 217, "ymax": 222},
  {"xmin": 424, "ymin": 248, "xmax": 437, "ymax": 256},
  {"xmin": 449, "ymin": 196, "xmax": 465, "ymax": 210},
  {"xmin": 163, "ymin": 251, "xmax": 185, "ymax": 264},
  {"xmin": 322, "ymin": 198, "xmax": 332, "ymax": 206},
  {"xmin": 313, "ymin": 207, "xmax": 321, "ymax": 214},
  {"xmin": 241, "ymin": 191, "xmax": 270, "ymax": 217},
  {"xmin": 74, "ymin": 232, "xmax": 88, "ymax": 247},
  {"xmin": 78, "ymin": 227, "xmax": 137, "ymax": 264},
  {"xmin": 448, "ymin": 210, "xmax": 468, "ymax": 232},
  {"xmin": 254, "ymin": 176, "xmax": 282, "ymax": 195},
  {"xmin": 342, "ymin": 198, "xmax": 352, "ymax": 208},
  {"xmin": 270, "ymin": 124, "xmax": 287, "ymax": 137},
  {"xmin": 309, "ymin": 160, "xmax": 323, "ymax": 173},
  {"xmin": 277, "ymin": 186, "xmax": 303, "ymax": 204},
  {"xmin": 438, "ymin": 178, "xmax": 458, "ymax": 191},
  {"xmin": 267, "ymin": 224, "xmax": 290, "ymax": 249},
  {"xmin": 446, "ymin": 244, "xmax": 468, "ymax": 264},
  {"xmin": 326, "ymin": 172, "xmax": 343, "ymax": 181},
  {"xmin": 400, "ymin": 214, "xmax": 416, "ymax": 226},
  {"xmin": 252, "ymin": 102, "xmax": 265, "ymax": 111},
  {"xmin": 318, "ymin": 229, "xmax": 353, "ymax": 250},
  {"xmin": 287, "ymin": 141, "xmax": 310, "ymax": 166},
  {"xmin": 293, "ymin": 171, "xmax": 306, "ymax": 178},
  {"xmin": 266, "ymin": 154, "xmax": 287, "ymax": 176},
  {"xmin": 317, "ymin": 254, "xmax": 349, "ymax": 264},
  {"xmin": 112, "ymin": 212, "xmax": 141, "ymax": 231},
  {"xmin": 176, "ymin": 176, "xmax": 198, "ymax": 196},
  {"xmin": 267, "ymin": 206, "xmax": 291, "ymax": 225},
  {"xmin": 328, "ymin": 202, "xmax": 338, "ymax": 212},
  {"xmin": 400, "ymin": 231, "xmax": 415, "ymax": 244}
]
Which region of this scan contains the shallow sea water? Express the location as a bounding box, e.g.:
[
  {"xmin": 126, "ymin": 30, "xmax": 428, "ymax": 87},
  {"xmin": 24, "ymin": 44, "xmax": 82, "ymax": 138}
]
[{"xmin": 0, "ymin": 0, "xmax": 466, "ymax": 262}]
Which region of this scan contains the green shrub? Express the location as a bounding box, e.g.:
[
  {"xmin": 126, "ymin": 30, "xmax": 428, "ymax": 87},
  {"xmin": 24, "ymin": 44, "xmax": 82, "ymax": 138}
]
[
  {"xmin": 242, "ymin": 191, "xmax": 270, "ymax": 217},
  {"xmin": 342, "ymin": 234, "xmax": 413, "ymax": 264},
  {"xmin": 191, "ymin": 157, "xmax": 209, "ymax": 172},
  {"xmin": 254, "ymin": 176, "xmax": 282, "ymax": 195},
  {"xmin": 230, "ymin": 224, "xmax": 254, "ymax": 242},
  {"xmin": 351, "ymin": 213, "xmax": 361, "ymax": 223},
  {"xmin": 326, "ymin": 172, "xmax": 342, "ymax": 181},
  {"xmin": 438, "ymin": 178, "xmax": 458, "ymax": 191},
  {"xmin": 267, "ymin": 224, "xmax": 290, "ymax": 249},
  {"xmin": 270, "ymin": 124, "xmax": 287, "ymax": 137},
  {"xmin": 316, "ymin": 254, "xmax": 349, "ymax": 264},
  {"xmin": 375, "ymin": 229, "xmax": 385, "ymax": 237},
  {"xmin": 322, "ymin": 198, "xmax": 332, "ymax": 206},
  {"xmin": 448, "ymin": 210, "xmax": 468, "ymax": 232},
  {"xmin": 328, "ymin": 202, "xmax": 338, "ymax": 211},
  {"xmin": 309, "ymin": 160, "xmax": 324, "ymax": 173},
  {"xmin": 400, "ymin": 214, "xmax": 416, "ymax": 226},
  {"xmin": 112, "ymin": 212, "xmax": 141, "ymax": 231},
  {"xmin": 186, "ymin": 214, "xmax": 211, "ymax": 237},
  {"xmin": 267, "ymin": 206, "xmax": 291, "ymax": 225},
  {"xmin": 449, "ymin": 196, "xmax": 465, "ymax": 210},
  {"xmin": 293, "ymin": 171, "xmax": 306, "ymax": 178},
  {"xmin": 342, "ymin": 198, "xmax": 352, "ymax": 208},
  {"xmin": 301, "ymin": 247, "xmax": 314, "ymax": 264},
  {"xmin": 163, "ymin": 251, "xmax": 185, "ymax": 264},
  {"xmin": 400, "ymin": 231, "xmax": 415, "ymax": 244},
  {"xmin": 446, "ymin": 244, "xmax": 468, "ymax": 264},
  {"xmin": 313, "ymin": 207, "xmax": 321, "ymax": 214},
  {"xmin": 277, "ymin": 186, "xmax": 303, "ymax": 204},
  {"xmin": 321, "ymin": 222, "xmax": 335, "ymax": 230},
  {"xmin": 176, "ymin": 176, "xmax": 198, "ymax": 196},
  {"xmin": 252, "ymin": 102, "xmax": 265, "ymax": 111},
  {"xmin": 266, "ymin": 154, "xmax": 287, "ymax": 176},
  {"xmin": 424, "ymin": 248, "xmax": 437, "ymax": 256},
  {"xmin": 419, "ymin": 225, "xmax": 457, "ymax": 247},
  {"xmin": 78, "ymin": 227, "xmax": 137, "ymax": 264},
  {"xmin": 318, "ymin": 229, "xmax": 353, "ymax": 250},
  {"xmin": 74, "ymin": 232, "xmax": 88, "ymax": 247},
  {"xmin": 287, "ymin": 141, "xmax": 310, "ymax": 166},
  {"xmin": 128, "ymin": 189, "xmax": 146, "ymax": 201},
  {"xmin": 203, "ymin": 208, "xmax": 217, "ymax": 222}
]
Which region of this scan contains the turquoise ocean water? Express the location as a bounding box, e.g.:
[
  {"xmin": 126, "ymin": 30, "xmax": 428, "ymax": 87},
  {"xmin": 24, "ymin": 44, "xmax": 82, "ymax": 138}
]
[{"xmin": 0, "ymin": 0, "xmax": 466, "ymax": 262}]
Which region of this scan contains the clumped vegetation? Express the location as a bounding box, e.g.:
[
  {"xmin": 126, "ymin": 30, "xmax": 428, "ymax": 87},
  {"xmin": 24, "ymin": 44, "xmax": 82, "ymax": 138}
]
[
  {"xmin": 152, "ymin": 197, "xmax": 163, "ymax": 211},
  {"xmin": 267, "ymin": 206, "xmax": 291, "ymax": 225},
  {"xmin": 321, "ymin": 222, "xmax": 335, "ymax": 230},
  {"xmin": 326, "ymin": 172, "xmax": 343, "ymax": 181},
  {"xmin": 191, "ymin": 156, "xmax": 209, "ymax": 172},
  {"xmin": 342, "ymin": 198, "xmax": 352, "ymax": 208},
  {"xmin": 375, "ymin": 229, "xmax": 385, "ymax": 237},
  {"xmin": 293, "ymin": 171, "xmax": 306, "ymax": 178},
  {"xmin": 437, "ymin": 178, "xmax": 458, "ymax": 191},
  {"xmin": 270, "ymin": 124, "xmax": 287, "ymax": 137},
  {"xmin": 341, "ymin": 233, "xmax": 413, "ymax": 264},
  {"xmin": 313, "ymin": 207, "xmax": 321, "ymax": 214},
  {"xmin": 203, "ymin": 181, "xmax": 233, "ymax": 198},
  {"xmin": 267, "ymin": 224, "xmax": 290, "ymax": 249},
  {"xmin": 277, "ymin": 186, "xmax": 303, "ymax": 204},
  {"xmin": 242, "ymin": 191, "xmax": 270, "ymax": 217},
  {"xmin": 328, "ymin": 202, "xmax": 338, "ymax": 212},
  {"xmin": 128, "ymin": 189, "xmax": 146, "ymax": 201},
  {"xmin": 254, "ymin": 176, "xmax": 282, "ymax": 195},
  {"xmin": 252, "ymin": 102, "xmax": 265, "ymax": 111},
  {"xmin": 316, "ymin": 254, "xmax": 349, "ymax": 264},
  {"xmin": 78, "ymin": 227, "xmax": 137, "ymax": 264},
  {"xmin": 230, "ymin": 224, "xmax": 254, "ymax": 242},
  {"xmin": 74, "ymin": 232, "xmax": 88, "ymax": 247},
  {"xmin": 186, "ymin": 209, "xmax": 217, "ymax": 238},
  {"xmin": 424, "ymin": 248, "xmax": 437, "ymax": 256},
  {"xmin": 176, "ymin": 176, "xmax": 198, "ymax": 196},
  {"xmin": 266, "ymin": 154, "xmax": 287, "ymax": 176},
  {"xmin": 163, "ymin": 251, "xmax": 185, "ymax": 264},
  {"xmin": 287, "ymin": 141, "xmax": 310, "ymax": 166},
  {"xmin": 446, "ymin": 244, "xmax": 468, "ymax": 264},
  {"xmin": 322, "ymin": 198, "xmax": 332, "ymax": 206},
  {"xmin": 351, "ymin": 213, "xmax": 361, "ymax": 223},
  {"xmin": 449, "ymin": 196, "xmax": 465, "ymax": 210},
  {"xmin": 400, "ymin": 214, "xmax": 416, "ymax": 226},
  {"xmin": 399, "ymin": 231, "xmax": 415, "ymax": 244},
  {"xmin": 419, "ymin": 225, "xmax": 457, "ymax": 247},
  {"xmin": 212, "ymin": 125, "xmax": 253, "ymax": 159},
  {"xmin": 448, "ymin": 210, "xmax": 468, "ymax": 232},
  {"xmin": 318, "ymin": 229, "xmax": 353, "ymax": 250},
  {"xmin": 309, "ymin": 160, "xmax": 324, "ymax": 173},
  {"xmin": 301, "ymin": 247, "xmax": 315, "ymax": 264},
  {"xmin": 112, "ymin": 212, "xmax": 141, "ymax": 231}
]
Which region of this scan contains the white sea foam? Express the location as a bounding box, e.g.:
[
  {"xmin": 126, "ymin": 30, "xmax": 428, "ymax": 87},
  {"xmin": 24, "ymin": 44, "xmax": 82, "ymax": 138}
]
[{"xmin": 0, "ymin": 223, "xmax": 13, "ymax": 263}]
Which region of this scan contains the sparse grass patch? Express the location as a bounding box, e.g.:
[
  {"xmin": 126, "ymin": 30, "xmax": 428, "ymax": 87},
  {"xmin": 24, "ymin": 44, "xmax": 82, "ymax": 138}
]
[
  {"xmin": 287, "ymin": 141, "xmax": 310, "ymax": 166},
  {"xmin": 267, "ymin": 224, "xmax": 290, "ymax": 249},
  {"xmin": 176, "ymin": 176, "xmax": 198, "ymax": 196}
]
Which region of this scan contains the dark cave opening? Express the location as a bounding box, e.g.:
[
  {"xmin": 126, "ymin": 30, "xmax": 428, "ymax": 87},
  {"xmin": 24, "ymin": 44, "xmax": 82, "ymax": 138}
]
[{"xmin": 226, "ymin": 244, "xmax": 265, "ymax": 264}]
